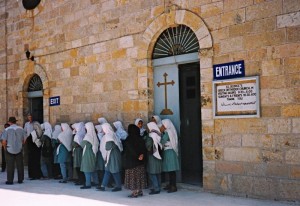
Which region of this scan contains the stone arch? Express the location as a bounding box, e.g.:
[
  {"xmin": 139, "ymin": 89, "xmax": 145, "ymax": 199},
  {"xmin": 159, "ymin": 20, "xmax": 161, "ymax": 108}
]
[
  {"xmin": 142, "ymin": 9, "xmax": 212, "ymax": 60},
  {"xmin": 18, "ymin": 62, "xmax": 50, "ymax": 122},
  {"xmin": 137, "ymin": 8, "xmax": 213, "ymax": 116}
]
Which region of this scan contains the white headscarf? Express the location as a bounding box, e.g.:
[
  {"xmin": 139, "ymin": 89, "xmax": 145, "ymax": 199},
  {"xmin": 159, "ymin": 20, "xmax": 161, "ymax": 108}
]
[
  {"xmin": 72, "ymin": 122, "xmax": 86, "ymax": 146},
  {"xmin": 113, "ymin": 121, "xmax": 128, "ymax": 140},
  {"xmin": 135, "ymin": 118, "xmax": 146, "ymax": 136},
  {"xmin": 83, "ymin": 122, "xmax": 99, "ymax": 156},
  {"xmin": 52, "ymin": 125, "xmax": 62, "ymax": 140},
  {"xmin": 162, "ymin": 119, "xmax": 178, "ymax": 156},
  {"xmin": 147, "ymin": 122, "xmax": 162, "ymax": 160},
  {"xmin": 95, "ymin": 125, "xmax": 104, "ymax": 143},
  {"xmin": 31, "ymin": 122, "xmax": 43, "ymax": 147},
  {"xmin": 57, "ymin": 123, "xmax": 73, "ymax": 152},
  {"xmin": 152, "ymin": 115, "xmax": 162, "ymax": 127},
  {"xmin": 98, "ymin": 117, "xmax": 108, "ymax": 125},
  {"xmin": 100, "ymin": 123, "xmax": 123, "ymax": 166},
  {"xmin": 41, "ymin": 122, "xmax": 52, "ymax": 138}
]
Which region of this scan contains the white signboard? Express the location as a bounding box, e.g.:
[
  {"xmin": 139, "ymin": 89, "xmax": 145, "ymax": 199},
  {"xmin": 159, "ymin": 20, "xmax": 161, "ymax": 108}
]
[{"xmin": 213, "ymin": 76, "xmax": 260, "ymax": 118}]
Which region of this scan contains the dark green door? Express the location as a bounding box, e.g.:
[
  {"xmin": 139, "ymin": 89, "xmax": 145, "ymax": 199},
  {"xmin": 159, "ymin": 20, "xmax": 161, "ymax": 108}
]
[
  {"xmin": 179, "ymin": 62, "xmax": 202, "ymax": 186},
  {"xmin": 29, "ymin": 97, "xmax": 43, "ymax": 124}
]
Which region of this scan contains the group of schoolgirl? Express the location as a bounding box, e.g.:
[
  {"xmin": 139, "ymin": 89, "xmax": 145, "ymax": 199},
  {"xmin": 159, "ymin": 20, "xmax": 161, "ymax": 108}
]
[{"xmin": 32, "ymin": 115, "xmax": 179, "ymax": 197}]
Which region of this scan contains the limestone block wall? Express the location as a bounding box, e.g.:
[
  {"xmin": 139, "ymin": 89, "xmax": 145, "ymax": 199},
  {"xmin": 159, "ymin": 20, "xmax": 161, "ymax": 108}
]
[
  {"xmin": 199, "ymin": 0, "xmax": 300, "ymax": 201},
  {"xmin": 0, "ymin": 0, "xmax": 299, "ymax": 201},
  {"xmin": 0, "ymin": 0, "xmax": 7, "ymax": 124}
]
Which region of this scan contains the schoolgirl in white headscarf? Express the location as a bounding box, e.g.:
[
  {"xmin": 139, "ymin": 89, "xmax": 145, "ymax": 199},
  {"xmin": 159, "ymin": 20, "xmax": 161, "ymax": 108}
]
[
  {"xmin": 100, "ymin": 123, "xmax": 123, "ymax": 164},
  {"xmin": 83, "ymin": 122, "xmax": 99, "ymax": 156},
  {"xmin": 135, "ymin": 118, "xmax": 146, "ymax": 136},
  {"xmin": 40, "ymin": 122, "xmax": 54, "ymax": 178},
  {"xmin": 72, "ymin": 122, "xmax": 86, "ymax": 146},
  {"xmin": 113, "ymin": 121, "xmax": 128, "ymax": 141},
  {"xmin": 160, "ymin": 119, "xmax": 180, "ymax": 193},
  {"xmin": 161, "ymin": 119, "xmax": 178, "ymax": 156},
  {"xmin": 52, "ymin": 125, "xmax": 62, "ymax": 140},
  {"xmin": 57, "ymin": 123, "xmax": 73, "ymax": 152},
  {"xmin": 98, "ymin": 123, "xmax": 123, "ymax": 192},
  {"xmin": 152, "ymin": 115, "xmax": 162, "ymax": 127},
  {"xmin": 98, "ymin": 117, "xmax": 108, "ymax": 125},
  {"xmin": 95, "ymin": 125, "xmax": 104, "ymax": 142},
  {"xmin": 72, "ymin": 122, "xmax": 86, "ymax": 185},
  {"xmin": 41, "ymin": 122, "xmax": 52, "ymax": 139},
  {"xmin": 146, "ymin": 122, "xmax": 163, "ymax": 194},
  {"xmin": 94, "ymin": 124, "xmax": 105, "ymax": 181},
  {"xmin": 147, "ymin": 122, "xmax": 162, "ymax": 160},
  {"xmin": 80, "ymin": 122, "xmax": 100, "ymax": 189},
  {"xmin": 56, "ymin": 123, "xmax": 73, "ymax": 183}
]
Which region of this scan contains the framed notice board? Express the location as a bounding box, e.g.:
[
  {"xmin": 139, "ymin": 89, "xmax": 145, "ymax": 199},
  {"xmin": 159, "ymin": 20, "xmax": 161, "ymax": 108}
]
[{"xmin": 212, "ymin": 76, "xmax": 260, "ymax": 119}]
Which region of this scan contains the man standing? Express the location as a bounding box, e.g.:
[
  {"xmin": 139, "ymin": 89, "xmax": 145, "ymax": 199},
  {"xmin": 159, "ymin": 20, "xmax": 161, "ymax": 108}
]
[
  {"xmin": 24, "ymin": 114, "xmax": 34, "ymax": 137},
  {"xmin": 1, "ymin": 123, "xmax": 10, "ymax": 172},
  {"xmin": 2, "ymin": 117, "xmax": 26, "ymax": 184}
]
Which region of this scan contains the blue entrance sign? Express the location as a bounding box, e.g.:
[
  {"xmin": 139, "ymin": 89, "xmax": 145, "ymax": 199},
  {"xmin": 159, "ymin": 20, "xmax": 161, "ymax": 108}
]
[
  {"xmin": 213, "ymin": 60, "xmax": 245, "ymax": 80},
  {"xmin": 49, "ymin": 96, "xmax": 60, "ymax": 106}
]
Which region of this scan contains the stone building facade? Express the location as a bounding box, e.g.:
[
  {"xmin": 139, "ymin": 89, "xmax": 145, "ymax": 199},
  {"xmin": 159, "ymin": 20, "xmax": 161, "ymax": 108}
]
[{"xmin": 0, "ymin": 0, "xmax": 299, "ymax": 201}]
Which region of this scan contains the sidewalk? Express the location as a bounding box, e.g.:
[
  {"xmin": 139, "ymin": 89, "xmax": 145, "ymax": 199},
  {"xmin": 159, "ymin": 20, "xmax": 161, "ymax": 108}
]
[{"xmin": 0, "ymin": 170, "xmax": 298, "ymax": 206}]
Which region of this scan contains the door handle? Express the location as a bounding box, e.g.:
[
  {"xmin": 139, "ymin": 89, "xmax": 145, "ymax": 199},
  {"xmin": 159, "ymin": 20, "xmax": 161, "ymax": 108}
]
[{"xmin": 186, "ymin": 119, "xmax": 189, "ymax": 126}]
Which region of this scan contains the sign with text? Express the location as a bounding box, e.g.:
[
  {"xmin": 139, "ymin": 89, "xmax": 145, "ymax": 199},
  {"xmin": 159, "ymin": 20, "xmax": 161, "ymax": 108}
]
[
  {"xmin": 213, "ymin": 60, "xmax": 245, "ymax": 80},
  {"xmin": 212, "ymin": 76, "xmax": 260, "ymax": 118},
  {"xmin": 49, "ymin": 96, "xmax": 60, "ymax": 106}
]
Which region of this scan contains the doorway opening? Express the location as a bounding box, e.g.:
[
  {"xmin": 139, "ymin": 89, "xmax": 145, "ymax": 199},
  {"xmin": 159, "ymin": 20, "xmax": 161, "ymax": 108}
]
[
  {"xmin": 27, "ymin": 74, "xmax": 43, "ymax": 123},
  {"xmin": 179, "ymin": 62, "xmax": 202, "ymax": 186}
]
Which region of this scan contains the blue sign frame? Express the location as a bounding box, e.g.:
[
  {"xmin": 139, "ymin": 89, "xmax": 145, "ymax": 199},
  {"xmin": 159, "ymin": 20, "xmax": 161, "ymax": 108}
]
[
  {"xmin": 49, "ymin": 96, "xmax": 60, "ymax": 106},
  {"xmin": 213, "ymin": 60, "xmax": 245, "ymax": 80}
]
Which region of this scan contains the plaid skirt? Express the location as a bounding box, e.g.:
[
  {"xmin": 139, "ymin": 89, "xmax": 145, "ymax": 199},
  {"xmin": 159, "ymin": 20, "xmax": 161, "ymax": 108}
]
[{"xmin": 124, "ymin": 164, "xmax": 147, "ymax": 190}]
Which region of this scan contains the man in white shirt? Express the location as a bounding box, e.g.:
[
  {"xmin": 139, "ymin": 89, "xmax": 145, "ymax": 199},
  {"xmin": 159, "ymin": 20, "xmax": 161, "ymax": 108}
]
[{"xmin": 2, "ymin": 117, "xmax": 26, "ymax": 184}]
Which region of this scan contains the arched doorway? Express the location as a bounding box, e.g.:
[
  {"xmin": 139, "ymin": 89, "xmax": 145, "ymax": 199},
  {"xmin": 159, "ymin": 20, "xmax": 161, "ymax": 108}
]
[
  {"xmin": 152, "ymin": 25, "xmax": 202, "ymax": 185},
  {"xmin": 27, "ymin": 74, "xmax": 43, "ymax": 123}
]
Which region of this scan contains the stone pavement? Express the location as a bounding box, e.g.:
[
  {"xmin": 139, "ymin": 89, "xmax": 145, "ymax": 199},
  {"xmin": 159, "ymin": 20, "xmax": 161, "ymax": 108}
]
[{"xmin": 0, "ymin": 170, "xmax": 298, "ymax": 206}]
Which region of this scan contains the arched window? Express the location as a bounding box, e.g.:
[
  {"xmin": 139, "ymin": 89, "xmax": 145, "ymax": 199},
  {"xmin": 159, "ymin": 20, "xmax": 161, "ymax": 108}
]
[
  {"xmin": 152, "ymin": 25, "xmax": 199, "ymax": 59},
  {"xmin": 28, "ymin": 74, "xmax": 43, "ymax": 92}
]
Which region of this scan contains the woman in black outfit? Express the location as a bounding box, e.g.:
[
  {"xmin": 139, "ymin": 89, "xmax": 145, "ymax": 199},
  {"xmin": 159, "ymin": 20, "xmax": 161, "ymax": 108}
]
[{"xmin": 123, "ymin": 124, "xmax": 147, "ymax": 198}]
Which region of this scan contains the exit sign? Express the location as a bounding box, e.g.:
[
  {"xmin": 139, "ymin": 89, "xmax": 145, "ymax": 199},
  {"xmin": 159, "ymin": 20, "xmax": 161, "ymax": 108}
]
[{"xmin": 49, "ymin": 96, "xmax": 60, "ymax": 106}]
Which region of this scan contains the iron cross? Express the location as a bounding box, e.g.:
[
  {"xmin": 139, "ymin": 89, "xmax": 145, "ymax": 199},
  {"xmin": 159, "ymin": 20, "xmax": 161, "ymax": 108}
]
[{"xmin": 157, "ymin": 72, "xmax": 175, "ymax": 115}]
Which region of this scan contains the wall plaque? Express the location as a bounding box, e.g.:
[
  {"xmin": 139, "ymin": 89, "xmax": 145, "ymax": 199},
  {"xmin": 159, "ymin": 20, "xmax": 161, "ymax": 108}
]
[{"xmin": 212, "ymin": 76, "xmax": 260, "ymax": 118}]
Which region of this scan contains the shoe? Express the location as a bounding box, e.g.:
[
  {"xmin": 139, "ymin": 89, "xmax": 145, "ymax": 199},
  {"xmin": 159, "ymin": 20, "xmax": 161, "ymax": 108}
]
[
  {"xmin": 5, "ymin": 181, "xmax": 13, "ymax": 185},
  {"xmin": 96, "ymin": 186, "xmax": 105, "ymax": 191},
  {"xmin": 30, "ymin": 178, "xmax": 36, "ymax": 180},
  {"xmin": 54, "ymin": 176, "xmax": 62, "ymax": 180},
  {"xmin": 91, "ymin": 182, "xmax": 97, "ymax": 187},
  {"xmin": 128, "ymin": 193, "xmax": 138, "ymax": 198},
  {"xmin": 112, "ymin": 187, "xmax": 122, "ymax": 192},
  {"xmin": 18, "ymin": 180, "xmax": 23, "ymax": 184},
  {"xmin": 107, "ymin": 183, "xmax": 114, "ymax": 188},
  {"xmin": 163, "ymin": 185, "xmax": 170, "ymax": 190},
  {"xmin": 80, "ymin": 185, "xmax": 91, "ymax": 189},
  {"xmin": 138, "ymin": 191, "xmax": 143, "ymax": 196},
  {"xmin": 149, "ymin": 190, "xmax": 160, "ymax": 195},
  {"xmin": 75, "ymin": 182, "xmax": 83, "ymax": 186},
  {"xmin": 59, "ymin": 180, "xmax": 67, "ymax": 183},
  {"xmin": 168, "ymin": 186, "xmax": 177, "ymax": 193}
]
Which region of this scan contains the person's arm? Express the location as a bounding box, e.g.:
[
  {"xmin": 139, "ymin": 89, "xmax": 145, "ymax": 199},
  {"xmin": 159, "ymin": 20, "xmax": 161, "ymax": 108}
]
[
  {"xmin": 2, "ymin": 130, "xmax": 7, "ymax": 149},
  {"xmin": 2, "ymin": 140, "xmax": 7, "ymax": 150}
]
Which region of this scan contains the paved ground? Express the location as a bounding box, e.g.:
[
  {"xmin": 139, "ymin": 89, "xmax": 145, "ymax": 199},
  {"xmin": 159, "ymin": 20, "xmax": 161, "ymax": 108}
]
[{"xmin": 0, "ymin": 170, "xmax": 298, "ymax": 206}]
